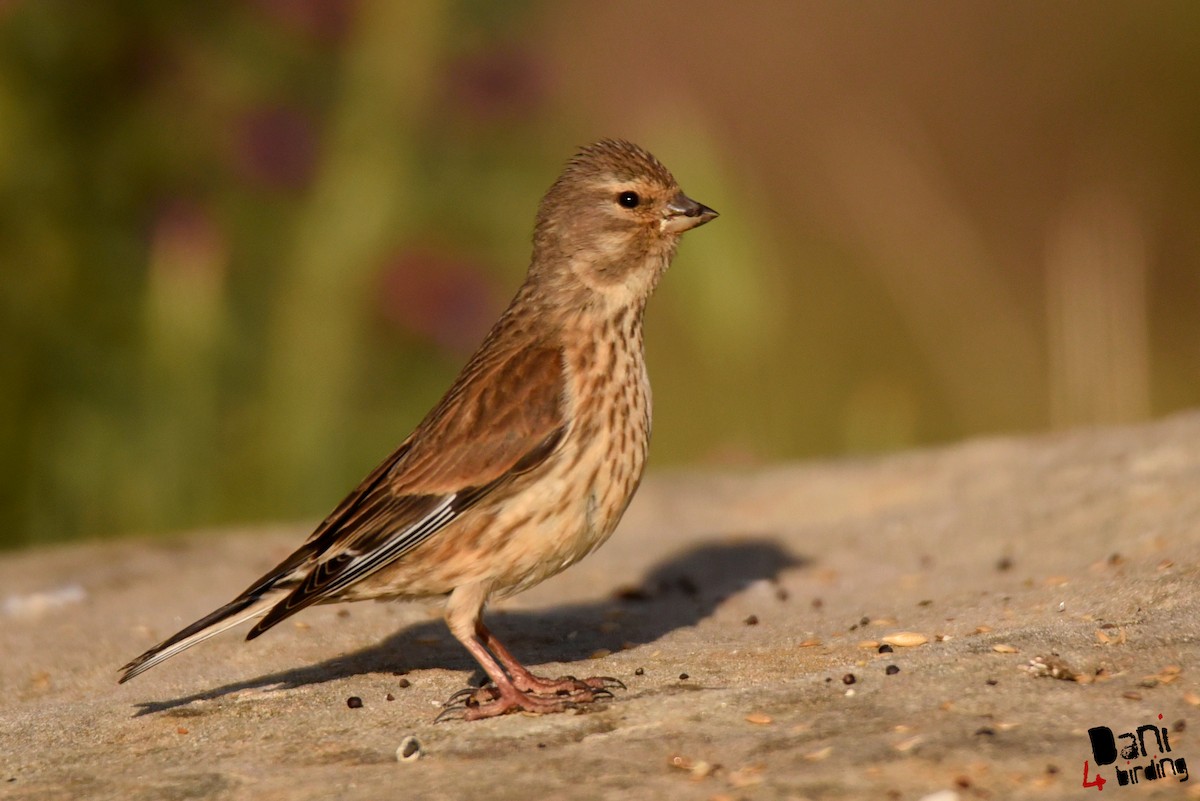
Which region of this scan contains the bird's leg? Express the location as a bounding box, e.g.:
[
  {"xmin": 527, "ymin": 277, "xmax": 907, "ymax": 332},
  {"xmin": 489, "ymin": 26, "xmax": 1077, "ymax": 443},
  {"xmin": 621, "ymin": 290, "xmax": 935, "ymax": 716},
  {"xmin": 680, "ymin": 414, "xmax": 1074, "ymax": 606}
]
[
  {"xmin": 477, "ymin": 621, "xmax": 624, "ymax": 696},
  {"xmin": 438, "ymin": 583, "xmax": 603, "ymax": 721}
]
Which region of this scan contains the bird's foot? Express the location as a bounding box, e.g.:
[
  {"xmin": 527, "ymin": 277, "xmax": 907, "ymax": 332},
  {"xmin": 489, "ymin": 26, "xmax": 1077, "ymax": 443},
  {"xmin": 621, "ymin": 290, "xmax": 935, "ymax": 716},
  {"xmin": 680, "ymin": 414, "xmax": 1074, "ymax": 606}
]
[
  {"xmin": 513, "ymin": 673, "xmax": 626, "ymax": 697},
  {"xmin": 437, "ymin": 680, "xmax": 615, "ymax": 722}
]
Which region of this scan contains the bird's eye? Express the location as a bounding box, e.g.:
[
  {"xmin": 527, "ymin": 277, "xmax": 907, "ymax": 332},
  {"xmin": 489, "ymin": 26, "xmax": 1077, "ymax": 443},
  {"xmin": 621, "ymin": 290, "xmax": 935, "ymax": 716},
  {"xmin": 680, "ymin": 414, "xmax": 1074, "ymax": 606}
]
[{"xmin": 617, "ymin": 191, "xmax": 640, "ymax": 209}]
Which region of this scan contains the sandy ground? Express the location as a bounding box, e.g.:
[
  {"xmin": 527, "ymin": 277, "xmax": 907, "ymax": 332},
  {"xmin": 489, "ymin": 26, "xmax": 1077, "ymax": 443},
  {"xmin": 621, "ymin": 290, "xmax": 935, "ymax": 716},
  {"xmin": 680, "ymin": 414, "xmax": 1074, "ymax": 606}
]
[{"xmin": 3, "ymin": 413, "xmax": 1200, "ymax": 801}]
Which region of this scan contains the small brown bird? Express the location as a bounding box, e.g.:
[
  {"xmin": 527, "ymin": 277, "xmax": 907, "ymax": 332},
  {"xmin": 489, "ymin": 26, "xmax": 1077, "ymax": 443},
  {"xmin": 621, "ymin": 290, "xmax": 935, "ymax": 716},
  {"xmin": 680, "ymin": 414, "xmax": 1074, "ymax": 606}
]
[{"xmin": 119, "ymin": 140, "xmax": 717, "ymax": 720}]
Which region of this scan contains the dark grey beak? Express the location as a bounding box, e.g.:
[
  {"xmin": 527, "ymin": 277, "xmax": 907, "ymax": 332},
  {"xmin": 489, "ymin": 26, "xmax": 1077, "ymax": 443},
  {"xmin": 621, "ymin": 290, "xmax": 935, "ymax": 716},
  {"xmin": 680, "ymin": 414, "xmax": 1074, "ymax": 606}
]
[{"xmin": 663, "ymin": 192, "xmax": 719, "ymax": 234}]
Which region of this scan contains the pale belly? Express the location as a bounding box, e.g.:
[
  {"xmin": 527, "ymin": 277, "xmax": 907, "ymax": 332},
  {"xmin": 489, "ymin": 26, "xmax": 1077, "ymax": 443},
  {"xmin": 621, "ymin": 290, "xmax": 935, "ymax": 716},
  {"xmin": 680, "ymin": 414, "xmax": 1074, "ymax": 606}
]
[
  {"xmin": 338, "ymin": 415, "xmax": 648, "ymax": 604},
  {"xmin": 342, "ymin": 327, "xmax": 652, "ymax": 604}
]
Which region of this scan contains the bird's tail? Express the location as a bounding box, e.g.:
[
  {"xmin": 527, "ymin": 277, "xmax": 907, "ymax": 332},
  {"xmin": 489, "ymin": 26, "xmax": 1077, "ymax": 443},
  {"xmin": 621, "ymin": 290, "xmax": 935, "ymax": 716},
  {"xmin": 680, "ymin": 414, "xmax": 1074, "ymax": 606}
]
[{"xmin": 118, "ymin": 593, "xmax": 281, "ymax": 683}]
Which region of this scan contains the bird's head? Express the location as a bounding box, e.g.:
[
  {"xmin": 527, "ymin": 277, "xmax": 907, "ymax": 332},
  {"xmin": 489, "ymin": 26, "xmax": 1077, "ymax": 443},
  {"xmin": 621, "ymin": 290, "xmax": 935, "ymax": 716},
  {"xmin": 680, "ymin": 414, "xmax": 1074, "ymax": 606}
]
[{"xmin": 530, "ymin": 139, "xmax": 717, "ymax": 307}]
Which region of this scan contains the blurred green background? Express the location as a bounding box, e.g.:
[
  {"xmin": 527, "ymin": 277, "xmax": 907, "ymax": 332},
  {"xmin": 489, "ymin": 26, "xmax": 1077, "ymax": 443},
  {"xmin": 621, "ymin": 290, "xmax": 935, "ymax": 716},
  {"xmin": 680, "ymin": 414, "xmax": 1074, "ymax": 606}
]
[{"xmin": 2, "ymin": 1, "xmax": 1198, "ymax": 550}]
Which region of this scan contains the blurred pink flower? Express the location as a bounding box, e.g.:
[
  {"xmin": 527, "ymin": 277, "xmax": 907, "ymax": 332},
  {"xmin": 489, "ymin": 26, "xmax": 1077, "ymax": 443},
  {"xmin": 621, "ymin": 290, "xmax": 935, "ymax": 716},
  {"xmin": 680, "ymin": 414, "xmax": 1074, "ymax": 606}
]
[
  {"xmin": 443, "ymin": 46, "xmax": 547, "ymax": 122},
  {"xmin": 235, "ymin": 105, "xmax": 318, "ymax": 192},
  {"xmin": 377, "ymin": 249, "xmax": 501, "ymax": 353},
  {"xmin": 252, "ymin": 0, "xmax": 354, "ymax": 44}
]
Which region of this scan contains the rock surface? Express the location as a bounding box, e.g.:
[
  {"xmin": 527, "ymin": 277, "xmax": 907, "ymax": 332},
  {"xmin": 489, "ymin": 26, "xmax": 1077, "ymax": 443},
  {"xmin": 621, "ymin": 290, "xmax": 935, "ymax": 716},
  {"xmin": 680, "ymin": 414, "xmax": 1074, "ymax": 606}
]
[{"xmin": 4, "ymin": 414, "xmax": 1200, "ymax": 800}]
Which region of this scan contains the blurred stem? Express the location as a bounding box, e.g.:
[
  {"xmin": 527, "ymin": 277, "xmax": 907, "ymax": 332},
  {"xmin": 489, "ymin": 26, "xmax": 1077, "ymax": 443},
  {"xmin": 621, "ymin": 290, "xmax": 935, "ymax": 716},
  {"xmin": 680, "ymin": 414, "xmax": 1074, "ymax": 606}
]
[
  {"xmin": 140, "ymin": 204, "xmax": 227, "ymax": 531},
  {"xmin": 260, "ymin": 0, "xmax": 446, "ymax": 504}
]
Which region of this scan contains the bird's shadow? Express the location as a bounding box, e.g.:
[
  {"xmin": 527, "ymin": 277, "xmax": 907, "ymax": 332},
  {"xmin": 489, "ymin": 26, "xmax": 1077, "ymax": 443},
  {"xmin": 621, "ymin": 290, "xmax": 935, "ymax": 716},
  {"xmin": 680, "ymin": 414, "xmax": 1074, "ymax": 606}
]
[{"xmin": 129, "ymin": 539, "xmax": 803, "ymax": 717}]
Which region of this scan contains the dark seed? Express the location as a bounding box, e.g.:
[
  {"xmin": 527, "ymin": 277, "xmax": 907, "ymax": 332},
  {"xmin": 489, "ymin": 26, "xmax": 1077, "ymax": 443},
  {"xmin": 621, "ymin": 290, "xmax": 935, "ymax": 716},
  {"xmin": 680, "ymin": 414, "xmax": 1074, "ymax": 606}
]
[
  {"xmin": 776, "ymin": 587, "xmax": 789, "ymax": 601},
  {"xmin": 397, "ymin": 678, "xmax": 411, "ymax": 688},
  {"xmin": 986, "ymin": 678, "xmax": 998, "ymax": 686},
  {"xmin": 1046, "ymin": 764, "xmax": 1059, "ymax": 775},
  {"xmin": 1173, "ymin": 719, "xmax": 1186, "ymax": 733},
  {"xmin": 385, "ymin": 693, "xmax": 395, "ymax": 702},
  {"xmin": 678, "ymin": 673, "xmax": 689, "ymax": 681},
  {"xmin": 996, "ymin": 557, "xmax": 1014, "ymax": 571},
  {"xmin": 954, "ymin": 776, "xmax": 971, "ymax": 788},
  {"xmin": 878, "ymin": 644, "xmax": 894, "ymax": 654},
  {"xmin": 842, "ymin": 673, "xmax": 856, "ymax": 685},
  {"xmin": 918, "ymin": 599, "xmax": 933, "ymax": 607},
  {"xmin": 614, "ymin": 585, "xmax": 652, "ymax": 602},
  {"xmin": 347, "ymin": 696, "xmax": 363, "ymax": 709},
  {"xmin": 860, "ymin": 616, "xmax": 870, "ymax": 626},
  {"xmin": 811, "ymin": 597, "xmax": 823, "ymax": 609},
  {"xmin": 743, "ymin": 615, "xmax": 759, "ymax": 626},
  {"xmin": 975, "ymin": 727, "xmax": 995, "ymax": 736},
  {"xmin": 885, "ymin": 665, "xmax": 900, "ymax": 675},
  {"xmin": 537, "ymin": 743, "xmax": 546, "ymax": 749},
  {"xmin": 634, "ymin": 667, "xmax": 644, "ymax": 676}
]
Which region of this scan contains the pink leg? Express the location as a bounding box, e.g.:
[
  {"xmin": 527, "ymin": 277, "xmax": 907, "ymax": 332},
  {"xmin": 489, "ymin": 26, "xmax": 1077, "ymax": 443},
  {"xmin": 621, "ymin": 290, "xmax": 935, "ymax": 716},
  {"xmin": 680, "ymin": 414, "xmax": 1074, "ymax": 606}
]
[
  {"xmin": 478, "ymin": 621, "xmax": 624, "ymax": 696},
  {"xmin": 438, "ymin": 583, "xmax": 615, "ymax": 721}
]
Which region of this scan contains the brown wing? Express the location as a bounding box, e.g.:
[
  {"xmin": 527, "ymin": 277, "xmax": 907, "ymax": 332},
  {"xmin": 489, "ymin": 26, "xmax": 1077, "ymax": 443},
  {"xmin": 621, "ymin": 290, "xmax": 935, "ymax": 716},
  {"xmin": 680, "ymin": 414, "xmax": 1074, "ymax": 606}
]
[{"xmin": 245, "ymin": 342, "xmax": 567, "ymax": 637}]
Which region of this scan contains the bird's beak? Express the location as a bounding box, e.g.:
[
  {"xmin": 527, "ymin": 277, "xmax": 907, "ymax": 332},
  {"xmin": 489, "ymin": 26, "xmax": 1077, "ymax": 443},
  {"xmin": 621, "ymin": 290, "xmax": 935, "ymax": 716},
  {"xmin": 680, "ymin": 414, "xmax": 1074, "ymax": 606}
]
[{"xmin": 662, "ymin": 191, "xmax": 719, "ymax": 234}]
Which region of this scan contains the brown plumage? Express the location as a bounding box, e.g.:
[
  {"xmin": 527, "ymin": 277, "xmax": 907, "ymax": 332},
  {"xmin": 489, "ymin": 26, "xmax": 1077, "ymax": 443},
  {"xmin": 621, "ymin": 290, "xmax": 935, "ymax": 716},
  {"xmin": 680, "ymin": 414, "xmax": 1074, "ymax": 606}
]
[{"xmin": 119, "ymin": 139, "xmax": 718, "ymax": 720}]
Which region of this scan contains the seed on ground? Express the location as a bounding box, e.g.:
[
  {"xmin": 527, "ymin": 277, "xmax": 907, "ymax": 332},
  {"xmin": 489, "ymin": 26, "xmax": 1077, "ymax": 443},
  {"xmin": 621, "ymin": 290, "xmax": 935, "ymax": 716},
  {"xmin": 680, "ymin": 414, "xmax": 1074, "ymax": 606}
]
[{"xmin": 882, "ymin": 632, "xmax": 929, "ymax": 647}]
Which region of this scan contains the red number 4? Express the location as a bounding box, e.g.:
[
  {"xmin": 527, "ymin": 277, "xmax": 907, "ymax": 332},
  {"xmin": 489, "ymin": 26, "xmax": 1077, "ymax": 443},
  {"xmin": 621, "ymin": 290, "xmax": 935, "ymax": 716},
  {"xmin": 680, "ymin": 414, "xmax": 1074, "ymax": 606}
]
[{"xmin": 1082, "ymin": 760, "xmax": 1107, "ymax": 791}]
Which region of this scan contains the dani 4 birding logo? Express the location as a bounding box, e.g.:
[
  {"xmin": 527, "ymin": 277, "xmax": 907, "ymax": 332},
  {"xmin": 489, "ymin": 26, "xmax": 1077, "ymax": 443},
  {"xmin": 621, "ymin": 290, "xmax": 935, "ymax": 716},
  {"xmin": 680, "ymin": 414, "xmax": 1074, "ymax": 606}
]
[{"xmin": 1082, "ymin": 713, "xmax": 1188, "ymax": 790}]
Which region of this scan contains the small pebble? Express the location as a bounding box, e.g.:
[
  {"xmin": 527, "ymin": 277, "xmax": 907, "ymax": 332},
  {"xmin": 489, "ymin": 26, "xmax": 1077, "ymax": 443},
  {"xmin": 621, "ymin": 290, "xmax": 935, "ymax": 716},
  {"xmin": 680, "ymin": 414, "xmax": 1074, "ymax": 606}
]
[
  {"xmin": 634, "ymin": 667, "xmax": 644, "ymax": 676},
  {"xmin": 885, "ymin": 665, "xmax": 900, "ymax": 675},
  {"xmin": 398, "ymin": 678, "xmax": 411, "ymax": 688},
  {"xmin": 346, "ymin": 696, "xmax": 363, "ymax": 709},
  {"xmin": 878, "ymin": 644, "xmax": 894, "ymax": 654},
  {"xmin": 986, "ymin": 678, "xmax": 999, "ymax": 686},
  {"xmin": 396, "ymin": 735, "xmax": 421, "ymax": 763},
  {"xmin": 842, "ymin": 673, "xmax": 857, "ymax": 685},
  {"xmin": 743, "ymin": 614, "xmax": 759, "ymax": 626},
  {"xmin": 918, "ymin": 791, "xmax": 960, "ymax": 801},
  {"xmin": 678, "ymin": 673, "xmax": 690, "ymax": 681}
]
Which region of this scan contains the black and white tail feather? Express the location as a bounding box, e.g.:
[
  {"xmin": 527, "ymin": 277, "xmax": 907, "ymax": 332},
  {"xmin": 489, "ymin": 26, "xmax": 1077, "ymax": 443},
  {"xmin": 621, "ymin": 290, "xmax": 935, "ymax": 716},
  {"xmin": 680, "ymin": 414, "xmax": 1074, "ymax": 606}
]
[
  {"xmin": 117, "ymin": 492, "xmax": 461, "ymax": 683},
  {"xmin": 117, "ymin": 423, "xmax": 564, "ymax": 684}
]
